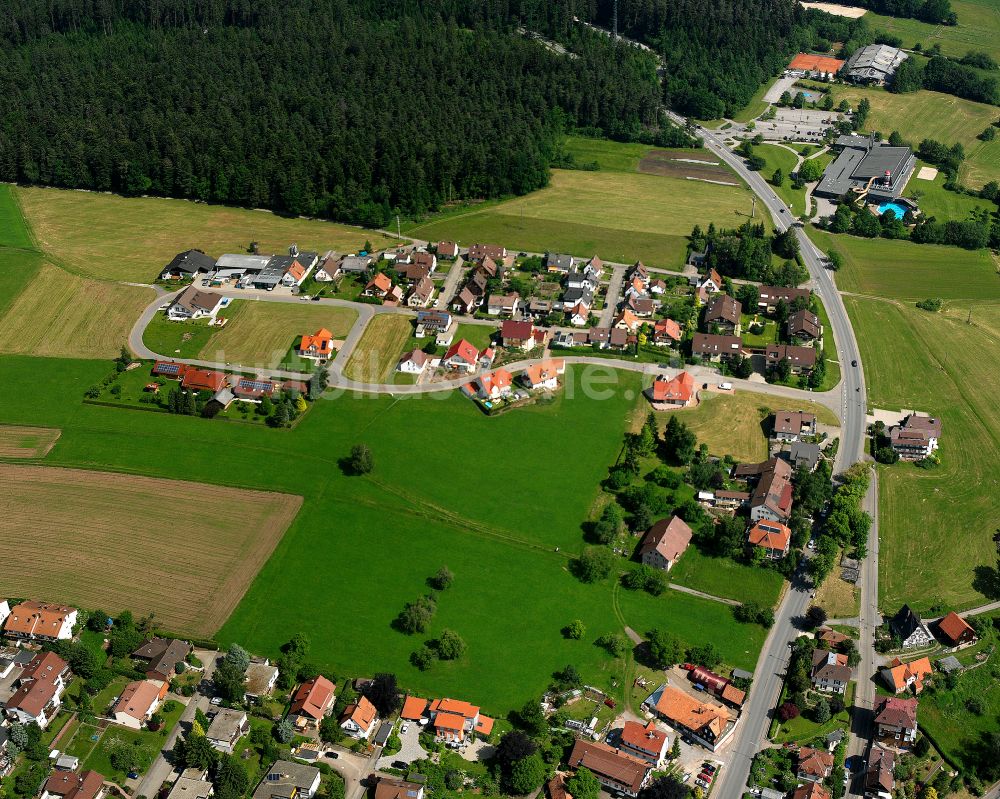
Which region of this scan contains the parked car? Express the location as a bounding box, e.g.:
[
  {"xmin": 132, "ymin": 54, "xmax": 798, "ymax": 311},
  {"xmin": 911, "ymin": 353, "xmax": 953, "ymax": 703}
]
[
  {"xmin": 328, "ymin": 752, "xmax": 339, "ymax": 760},
  {"xmin": 401, "ymin": 723, "xmax": 409, "ymax": 733}
]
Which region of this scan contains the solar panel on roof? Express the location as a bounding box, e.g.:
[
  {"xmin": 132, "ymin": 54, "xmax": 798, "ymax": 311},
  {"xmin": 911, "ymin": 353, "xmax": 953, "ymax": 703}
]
[
  {"xmin": 157, "ymin": 363, "xmax": 181, "ymax": 374},
  {"xmin": 238, "ymin": 379, "xmax": 273, "ymax": 392}
]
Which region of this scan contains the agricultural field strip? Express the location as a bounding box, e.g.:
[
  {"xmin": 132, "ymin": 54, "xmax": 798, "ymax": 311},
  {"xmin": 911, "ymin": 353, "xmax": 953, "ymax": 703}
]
[{"xmin": 0, "ymin": 425, "xmax": 61, "ymax": 459}]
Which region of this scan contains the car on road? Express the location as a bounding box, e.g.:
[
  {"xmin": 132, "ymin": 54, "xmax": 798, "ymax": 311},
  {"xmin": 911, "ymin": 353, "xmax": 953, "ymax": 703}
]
[
  {"xmin": 401, "ymin": 723, "xmax": 409, "ymax": 733},
  {"xmin": 311, "ymin": 295, "xmax": 321, "ymax": 301},
  {"xmin": 851, "ymin": 359, "xmax": 858, "ymax": 367}
]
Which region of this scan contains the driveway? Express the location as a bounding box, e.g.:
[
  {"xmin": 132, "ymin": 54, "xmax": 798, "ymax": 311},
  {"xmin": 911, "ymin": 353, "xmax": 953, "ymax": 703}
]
[
  {"xmin": 321, "ymin": 749, "xmax": 373, "ymax": 799},
  {"xmin": 374, "ymin": 723, "xmax": 427, "ymax": 769}
]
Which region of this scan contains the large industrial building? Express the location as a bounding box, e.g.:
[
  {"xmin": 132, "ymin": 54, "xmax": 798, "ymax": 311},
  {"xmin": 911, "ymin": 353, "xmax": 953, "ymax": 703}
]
[
  {"xmin": 814, "ymin": 134, "xmax": 915, "ymax": 203},
  {"xmin": 845, "ymin": 44, "xmax": 908, "ymax": 84}
]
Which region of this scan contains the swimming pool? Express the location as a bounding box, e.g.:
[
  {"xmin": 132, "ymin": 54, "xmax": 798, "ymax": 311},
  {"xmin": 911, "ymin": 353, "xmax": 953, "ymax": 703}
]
[{"xmin": 877, "ymin": 202, "xmax": 909, "ymax": 219}]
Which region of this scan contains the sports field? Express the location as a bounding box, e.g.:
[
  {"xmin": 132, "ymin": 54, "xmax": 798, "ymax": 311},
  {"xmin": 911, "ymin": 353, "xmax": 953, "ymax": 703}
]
[
  {"xmin": 0, "ymin": 262, "xmax": 154, "ymax": 359},
  {"xmin": 405, "ymin": 141, "xmax": 763, "ymax": 269},
  {"xmin": 867, "ymin": 0, "xmax": 1000, "ymax": 63},
  {"xmin": 197, "ymin": 300, "xmax": 357, "ymax": 368},
  {"xmin": 0, "ymin": 463, "xmax": 302, "ymax": 636},
  {"xmin": 15, "ymin": 186, "xmax": 395, "ymax": 283},
  {"xmin": 342, "ymin": 314, "xmax": 414, "ymax": 382},
  {"xmin": 663, "ymin": 390, "xmax": 839, "ymax": 463},
  {"xmin": 845, "ymin": 295, "xmax": 1000, "ymax": 611},
  {"xmin": 818, "ymin": 84, "xmax": 1000, "ymax": 189},
  {"xmin": 0, "ymin": 425, "xmax": 61, "ymax": 459},
  {"xmin": 809, "ymin": 227, "xmax": 1000, "ymax": 301}
]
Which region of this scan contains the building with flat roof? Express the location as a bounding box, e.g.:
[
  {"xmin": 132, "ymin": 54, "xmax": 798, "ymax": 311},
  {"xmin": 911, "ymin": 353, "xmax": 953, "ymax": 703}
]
[{"xmin": 815, "ymin": 134, "xmax": 915, "ymax": 203}]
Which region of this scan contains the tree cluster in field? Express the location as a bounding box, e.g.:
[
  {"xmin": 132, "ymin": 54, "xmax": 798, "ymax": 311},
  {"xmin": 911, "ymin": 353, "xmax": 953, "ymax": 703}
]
[
  {"xmin": 890, "ymin": 53, "xmax": 999, "ymax": 106},
  {"xmin": 689, "ymin": 222, "xmax": 809, "ymax": 287},
  {"xmin": 390, "ymin": 567, "xmax": 467, "ymax": 671}
]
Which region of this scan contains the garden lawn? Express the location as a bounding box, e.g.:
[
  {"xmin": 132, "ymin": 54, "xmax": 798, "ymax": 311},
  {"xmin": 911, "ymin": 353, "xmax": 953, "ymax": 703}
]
[
  {"xmin": 15, "ymin": 186, "xmax": 395, "ymax": 283},
  {"xmin": 143, "ymin": 312, "xmax": 215, "ymax": 359},
  {"xmin": 809, "ymin": 227, "xmax": 1000, "ymax": 301},
  {"xmin": 83, "ymin": 699, "xmax": 185, "ymax": 782},
  {"xmin": 754, "ymin": 145, "xmax": 805, "ymax": 215},
  {"xmin": 662, "ymin": 391, "xmax": 838, "ymax": 463},
  {"xmin": 342, "ymin": 315, "xmax": 414, "ymax": 382},
  {"xmin": 845, "ymin": 295, "xmax": 1000, "ymax": 611},
  {"xmin": 771, "ymin": 682, "xmax": 854, "ymax": 744},
  {"xmin": 452, "ymin": 324, "xmax": 496, "ymax": 352},
  {"xmin": 668, "ymin": 548, "xmax": 784, "ymax": 607},
  {"xmin": 197, "ymin": 300, "xmax": 357, "ymax": 368},
  {"xmin": 814, "ymin": 295, "xmax": 841, "ymax": 391},
  {"xmin": 404, "ymin": 168, "xmax": 762, "ymax": 270}
]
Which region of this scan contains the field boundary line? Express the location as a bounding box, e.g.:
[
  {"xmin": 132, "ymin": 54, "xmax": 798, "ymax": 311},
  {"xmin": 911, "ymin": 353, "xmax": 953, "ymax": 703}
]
[{"xmin": 8, "ymin": 187, "xmax": 41, "ymax": 253}]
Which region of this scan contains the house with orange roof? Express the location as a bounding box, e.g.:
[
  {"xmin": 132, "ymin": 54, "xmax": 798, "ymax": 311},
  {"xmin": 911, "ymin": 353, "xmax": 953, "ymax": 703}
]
[
  {"xmin": 3, "ymin": 601, "xmax": 78, "ymax": 641},
  {"xmin": 880, "ymin": 657, "xmax": 932, "ymax": 695},
  {"xmin": 747, "ymin": 521, "xmax": 791, "ymax": 559},
  {"xmin": 935, "ymin": 611, "xmax": 976, "ymax": 647},
  {"xmin": 613, "ymin": 309, "xmax": 641, "ymax": 333},
  {"xmin": 443, "ymin": 340, "xmax": 479, "ymax": 373},
  {"xmin": 522, "ymin": 360, "xmax": 565, "ymax": 391},
  {"xmin": 42, "ymin": 770, "xmax": 106, "ymax": 799},
  {"xmin": 792, "ymin": 782, "xmax": 831, "ymax": 799},
  {"xmin": 652, "ymin": 318, "xmax": 682, "ymax": 347},
  {"xmin": 568, "ymin": 302, "xmax": 591, "ymax": 327},
  {"xmin": 340, "ymin": 695, "xmax": 379, "ymax": 739},
  {"xmin": 568, "ymin": 739, "xmax": 651, "ymax": 798},
  {"xmin": 645, "ymin": 682, "xmax": 733, "ymax": 751},
  {"xmin": 400, "ymin": 695, "xmax": 428, "ymax": 721},
  {"xmin": 638, "ymin": 517, "xmax": 692, "ymax": 572},
  {"xmin": 3, "ymin": 651, "xmax": 70, "ymax": 729},
  {"xmin": 427, "ymin": 698, "xmax": 494, "ymax": 743},
  {"xmin": 180, "ymin": 368, "xmax": 227, "ymax": 393},
  {"xmin": 297, "ymin": 328, "xmax": 335, "ymax": 361},
  {"xmin": 618, "ymin": 721, "xmax": 669, "ymax": 765},
  {"xmin": 290, "ymin": 676, "xmax": 336, "ymax": 729},
  {"xmin": 362, "ymin": 272, "xmax": 395, "ymax": 300},
  {"xmin": 648, "ymin": 372, "xmax": 695, "ymax": 409},
  {"xmin": 112, "ymin": 679, "xmax": 169, "ymax": 730},
  {"xmin": 788, "ymin": 53, "xmax": 845, "ymax": 79},
  {"xmin": 797, "ymin": 747, "xmax": 834, "ymax": 782},
  {"xmin": 474, "ymin": 369, "xmax": 514, "ymax": 401}
]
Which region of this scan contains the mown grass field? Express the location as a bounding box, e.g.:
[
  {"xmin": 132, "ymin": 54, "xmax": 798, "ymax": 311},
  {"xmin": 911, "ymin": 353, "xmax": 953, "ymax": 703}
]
[
  {"xmin": 844, "ymin": 295, "xmax": 1000, "ymax": 611},
  {"xmin": 668, "ymin": 547, "xmax": 784, "ymax": 607},
  {"xmin": 342, "ymin": 314, "xmax": 414, "ymax": 382},
  {"xmin": 15, "ymin": 186, "xmax": 396, "ymax": 283},
  {"xmin": 754, "ymin": 144, "xmax": 806, "ymax": 214},
  {"xmin": 197, "ymin": 300, "xmax": 357, "ymax": 368},
  {"xmin": 867, "ymin": 0, "xmax": 1000, "ymax": 62},
  {"xmin": 0, "ymin": 352, "xmax": 767, "ymax": 712},
  {"xmin": 910, "ymin": 161, "xmax": 996, "ymax": 222},
  {"xmin": 0, "ymin": 463, "xmax": 302, "ymax": 635},
  {"xmin": 662, "ymin": 390, "xmax": 839, "ymax": 463},
  {"xmin": 0, "ymin": 425, "xmax": 61, "ymax": 459},
  {"xmin": 405, "ymin": 143, "xmax": 763, "ymax": 269},
  {"xmin": 809, "ymin": 226, "xmax": 1000, "ymax": 301},
  {"xmin": 0, "ymin": 262, "xmax": 154, "ymax": 359},
  {"xmin": 818, "ymin": 84, "xmax": 1000, "ymax": 189}
]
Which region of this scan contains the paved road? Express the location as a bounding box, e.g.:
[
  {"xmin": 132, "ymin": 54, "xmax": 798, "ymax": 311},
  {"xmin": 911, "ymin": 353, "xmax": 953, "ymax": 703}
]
[
  {"xmin": 676, "ymin": 118, "xmax": 872, "ymax": 799},
  {"xmin": 435, "ymin": 257, "xmax": 467, "ymax": 308},
  {"xmin": 136, "ymin": 651, "xmax": 220, "ymax": 799},
  {"xmin": 599, "ymin": 263, "xmax": 627, "ymax": 327}
]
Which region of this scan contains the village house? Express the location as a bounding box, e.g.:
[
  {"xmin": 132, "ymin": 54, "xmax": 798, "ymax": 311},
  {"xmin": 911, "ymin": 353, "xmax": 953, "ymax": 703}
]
[
  {"xmin": 3, "ymin": 651, "xmax": 69, "ymax": 729},
  {"xmin": 567, "ymin": 739, "xmax": 651, "ymax": 799},
  {"xmin": 562, "ymin": 286, "xmax": 594, "ymax": 311},
  {"xmin": 880, "ymin": 657, "xmax": 932, "ymax": 695},
  {"xmin": 167, "ymin": 286, "xmax": 225, "ymax": 321},
  {"xmin": 522, "ymin": 359, "xmax": 565, "ymax": 391},
  {"xmin": 816, "ymin": 627, "xmax": 850, "ymax": 648},
  {"xmin": 618, "ymin": 721, "xmax": 669, "ymax": 766},
  {"xmin": 373, "ymin": 777, "xmax": 424, "ymax": 799},
  {"xmin": 181, "ymin": 368, "xmax": 227, "ymax": 393},
  {"xmin": 161, "ymin": 250, "xmax": 216, "ymax": 281},
  {"xmin": 296, "ymin": 328, "xmax": 335, "ymax": 361},
  {"xmin": 873, "ymin": 696, "xmax": 918, "ymax": 747},
  {"xmin": 206, "ymin": 707, "xmax": 250, "ymax": 754},
  {"xmin": 400, "ymin": 695, "xmax": 428, "ymax": 723},
  {"xmin": 935, "ymin": 612, "xmax": 976, "ymax": 647},
  {"xmin": 479, "ymin": 347, "xmax": 496, "ymax": 370},
  {"xmin": 406, "ymin": 277, "xmax": 435, "ymax": 308},
  {"xmin": 428, "ymin": 698, "xmax": 494, "ymax": 743},
  {"xmin": 692, "ymin": 333, "xmax": 743, "ymax": 362},
  {"xmin": 312, "ymin": 253, "xmax": 340, "ymax": 282},
  {"xmin": 889, "ymin": 605, "xmax": 934, "ymax": 649},
  {"xmin": 41, "ymin": 771, "xmax": 105, "ymax": 799},
  {"xmin": 320, "ymin": 255, "xmax": 373, "ymax": 281},
  {"xmin": 0, "ymin": 600, "xmax": 9, "ymax": 629},
  {"xmin": 566, "ymin": 267, "xmax": 600, "ymax": 292},
  {"xmin": 165, "ymin": 774, "xmax": 213, "ymax": 799},
  {"xmin": 362, "ymin": 272, "xmax": 395, "ymax": 300},
  {"xmin": 468, "ymin": 244, "xmax": 507, "ymax": 262},
  {"xmin": 613, "ymin": 309, "xmax": 641, "ymax": 333},
  {"xmin": 526, "ymin": 299, "xmax": 553, "ymax": 319},
  {"xmin": 628, "ymin": 297, "xmax": 657, "ymax": 318},
  {"xmin": 747, "ymin": 521, "xmax": 791, "ymax": 560},
  {"xmin": 486, "ymin": 293, "xmax": 520, "ymax": 317},
  {"xmin": 443, "ymin": 340, "xmax": 479, "ymax": 373},
  {"xmin": 244, "ymin": 660, "xmax": 280, "ymax": 700},
  {"xmin": 703, "ymin": 295, "xmax": 742, "ymax": 335},
  {"xmin": 793, "ymin": 783, "xmax": 831, "ymax": 799},
  {"xmin": 474, "ymin": 369, "xmax": 514, "ymax": 401},
  {"xmin": 397, "ymin": 349, "xmax": 437, "ymax": 375},
  {"xmin": 811, "ymin": 650, "xmax": 852, "ymax": 694},
  {"xmin": 112, "ymin": 679, "xmax": 168, "ymax": 730},
  {"xmin": 415, "ymin": 311, "xmax": 451, "ymax": 338},
  {"xmin": 544, "ymin": 252, "xmax": 575, "ymax": 274},
  {"xmin": 252, "ymin": 761, "xmax": 321, "ymax": 799},
  {"xmin": 772, "ymin": 411, "xmax": 817, "ymax": 442},
  {"xmin": 686, "ymin": 666, "xmax": 745, "ymax": 710},
  {"xmin": 646, "ymin": 683, "xmax": 732, "ymax": 751},
  {"xmin": 797, "ymin": 747, "xmax": 835, "ymax": 783},
  {"xmin": 451, "ymin": 286, "xmax": 480, "ymax": 315},
  {"xmin": 3, "ymin": 601, "xmax": 77, "ymax": 641},
  {"xmin": 652, "ymin": 318, "xmax": 682, "ymax": 347},
  {"xmin": 501, "ymin": 320, "xmax": 541, "ymax": 351},
  {"xmin": 764, "ymin": 344, "xmax": 817, "ymax": 375},
  {"xmin": 787, "ymin": 309, "xmax": 822, "ymax": 342},
  {"xmin": 340, "ymin": 695, "xmax": 379, "ymax": 739},
  {"xmin": 649, "ymin": 279, "xmax": 667, "ymax": 296},
  {"xmin": 639, "ymin": 516, "xmax": 693, "ymax": 572},
  {"xmin": 788, "ymin": 441, "xmax": 821, "ymax": 472},
  {"xmin": 437, "ymin": 241, "xmax": 459, "ymax": 260},
  {"xmin": 702, "ymin": 490, "xmax": 750, "ymax": 511},
  {"xmin": 289, "ymin": 676, "xmax": 336, "ymax": 730},
  {"xmin": 889, "ymin": 414, "xmax": 941, "ymax": 460},
  {"xmin": 647, "ymin": 371, "xmax": 695, "ymax": 409},
  {"xmin": 757, "ymin": 286, "xmax": 811, "ymax": 313},
  {"xmin": 627, "ymin": 261, "xmax": 650, "ymax": 288},
  {"xmin": 132, "ymin": 638, "xmax": 191, "ymax": 682},
  {"xmin": 865, "ymin": 745, "xmax": 895, "ymax": 799},
  {"xmin": 694, "ymin": 268, "xmax": 722, "ymax": 296},
  {"xmin": 231, "ymin": 378, "xmax": 275, "ymax": 404},
  {"xmin": 734, "ymin": 457, "xmax": 794, "ymax": 523},
  {"xmin": 624, "ymin": 275, "xmax": 649, "ymax": 301},
  {"xmin": 568, "ymin": 303, "xmax": 591, "ymax": 327}
]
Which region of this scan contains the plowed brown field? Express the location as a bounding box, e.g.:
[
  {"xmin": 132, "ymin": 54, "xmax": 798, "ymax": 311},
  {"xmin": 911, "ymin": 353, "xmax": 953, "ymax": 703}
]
[
  {"xmin": 0, "ymin": 426, "xmax": 61, "ymax": 458},
  {"xmin": 0, "ymin": 464, "xmax": 302, "ymax": 636}
]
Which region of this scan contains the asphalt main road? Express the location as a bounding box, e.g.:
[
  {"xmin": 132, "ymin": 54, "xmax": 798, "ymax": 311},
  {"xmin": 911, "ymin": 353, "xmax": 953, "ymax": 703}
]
[{"xmin": 680, "ymin": 119, "xmax": 874, "ymax": 799}]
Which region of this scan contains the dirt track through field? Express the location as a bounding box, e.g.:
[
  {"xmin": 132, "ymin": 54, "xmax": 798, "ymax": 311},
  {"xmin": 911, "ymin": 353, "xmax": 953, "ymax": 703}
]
[
  {"xmin": 0, "ymin": 464, "xmax": 302, "ymax": 636},
  {"xmin": 637, "ymin": 150, "xmax": 735, "ymax": 182},
  {"xmin": 0, "ymin": 425, "xmax": 61, "ymax": 458}
]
